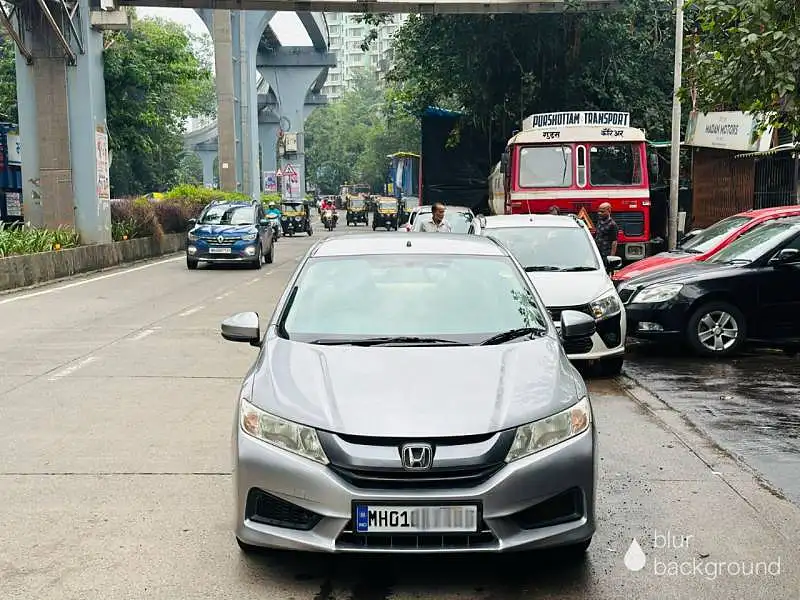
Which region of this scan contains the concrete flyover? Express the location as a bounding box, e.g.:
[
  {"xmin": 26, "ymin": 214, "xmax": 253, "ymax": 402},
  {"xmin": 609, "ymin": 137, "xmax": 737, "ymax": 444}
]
[{"xmin": 184, "ymin": 10, "xmax": 334, "ymax": 196}]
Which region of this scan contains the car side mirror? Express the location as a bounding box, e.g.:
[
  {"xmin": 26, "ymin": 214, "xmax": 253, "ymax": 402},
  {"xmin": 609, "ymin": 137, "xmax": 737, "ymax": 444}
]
[
  {"xmin": 560, "ymin": 310, "xmax": 596, "ymax": 340},
  {"xmin": 769, "ymin": 247, "xmax": 800, "ymax": 266},
  {"xmin": 606, "ymin": 256, "xmax": 623, "ymax": 272},
  {"xmin": 221, "ymin": 312, "xmax": 261, "ymax": 347}
]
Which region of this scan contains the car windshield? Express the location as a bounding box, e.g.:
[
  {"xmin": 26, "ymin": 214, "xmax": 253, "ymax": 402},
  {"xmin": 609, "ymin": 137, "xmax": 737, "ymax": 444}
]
[
  {"xmin": 680, "ymin": 215, "xmax": 752, "ymax": 253},
  {"xmin": 415, "ymin": 210, "xmax": 473, "ymax": 233},
  {"xmin": 589, "ymin": 143, "xmax": 643, "ymax": 186},
  {"xmin": 280, "ymin": 255, "xmax": 547, "ymax": 342},
  {"xmin": 487, "ymin": 226, "xmax": 600, "ymax": 270},
  {"xmin": 708, "ymin": 220, "xmax": 800, "ymax": 264},
  {"xmin": 199, "ymin": 205, "xmax": 254, "ymax": 225},
  {"xmin": 518, "ymin": 145, "xmax": 573, "ymax": 188}
]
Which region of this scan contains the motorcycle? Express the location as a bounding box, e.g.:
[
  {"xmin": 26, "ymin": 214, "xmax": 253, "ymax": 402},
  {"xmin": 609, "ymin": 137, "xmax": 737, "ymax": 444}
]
[{"xmin": 322, "ymin": 208, "xmax": 338, "ymax": 231}]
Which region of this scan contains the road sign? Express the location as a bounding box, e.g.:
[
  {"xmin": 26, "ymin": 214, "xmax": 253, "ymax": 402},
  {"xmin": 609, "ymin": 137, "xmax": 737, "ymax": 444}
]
[
  {"xmin": 283, "ymin": 163, "xmax": 298, "ymax": 183},
  {"xmin": 576, "ymin": 206, "xmax": 595, "ymax": 230},
  {"xmin": 275, "ymin": 168, "xmax": 283, "ymax": 177}
]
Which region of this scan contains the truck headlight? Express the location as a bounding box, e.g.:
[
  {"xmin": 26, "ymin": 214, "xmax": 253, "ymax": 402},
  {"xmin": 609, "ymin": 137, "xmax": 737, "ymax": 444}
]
[
  {"xmin": 589, "ymin": 291, "xmax": 622, "ymax": 320},
  {"xmin": 240, "ymin": 399, "xmax": 328, "ymax": 465},
  {"xmin": 632, "ymin": 283, "xmax": 683, "ymax": 304},
  {"xmin": 505, "ymin": 397, "xmax": 592, "ymax": 462}
]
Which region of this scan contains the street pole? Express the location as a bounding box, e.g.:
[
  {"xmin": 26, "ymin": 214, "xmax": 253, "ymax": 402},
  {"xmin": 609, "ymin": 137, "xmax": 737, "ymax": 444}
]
[{"xmin": 668, "ymin": 0, "xmax": 685, "ymax": 250}]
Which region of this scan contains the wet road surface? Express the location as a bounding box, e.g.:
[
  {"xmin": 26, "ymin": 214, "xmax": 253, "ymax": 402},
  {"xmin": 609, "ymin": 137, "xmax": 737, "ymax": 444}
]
[
  {"xmin": 1, "ymin": 221, "xmax": 799, "ymax": 599},
  {"xmin": 624, "ymin": 344, "xmax": 800, "ymax": 507}
]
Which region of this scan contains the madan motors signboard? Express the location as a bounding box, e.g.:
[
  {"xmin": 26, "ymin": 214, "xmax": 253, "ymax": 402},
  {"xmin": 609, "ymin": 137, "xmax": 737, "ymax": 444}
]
[{"xmin": 685, "ymin": 111, "xmax": 772, "ymax": 153}]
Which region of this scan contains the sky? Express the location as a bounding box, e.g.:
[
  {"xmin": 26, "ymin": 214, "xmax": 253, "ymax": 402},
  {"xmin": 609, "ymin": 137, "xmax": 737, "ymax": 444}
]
[{"xmin": 135, "ymin": 8, "xmax": 312, "ymax": 45}]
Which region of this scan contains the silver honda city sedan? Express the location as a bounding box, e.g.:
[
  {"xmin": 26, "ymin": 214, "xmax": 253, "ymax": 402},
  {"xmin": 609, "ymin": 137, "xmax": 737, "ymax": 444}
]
[{"xmin": 220, "ymin": 233, "xmax": 598, "ymax": 557}]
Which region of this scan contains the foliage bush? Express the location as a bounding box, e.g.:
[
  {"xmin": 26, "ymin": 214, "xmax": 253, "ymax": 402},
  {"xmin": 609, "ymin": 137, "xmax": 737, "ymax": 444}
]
[
  {"xmin": 110, "ymin": 198, "xmax": 163, "ymax": 242},
  {"xmin": 0, "ymin": 222, "xmax": 81, "ymax": 258}
]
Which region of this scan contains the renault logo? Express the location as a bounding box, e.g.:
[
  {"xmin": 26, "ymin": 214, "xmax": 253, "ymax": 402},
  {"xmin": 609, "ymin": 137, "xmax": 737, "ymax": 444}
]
[
  {"xmin": 400, "ymin": 443, "xmax": 433, "ymax": 470},
  {"xmin": 217, "ymin": 235, "xmax": 224, "ymax": 243}
]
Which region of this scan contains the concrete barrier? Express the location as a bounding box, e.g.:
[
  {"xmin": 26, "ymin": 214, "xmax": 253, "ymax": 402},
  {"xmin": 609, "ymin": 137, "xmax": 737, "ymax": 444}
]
[{"xmin": 0, "ymin": 233, "xmax": 186, "ymax": 292}]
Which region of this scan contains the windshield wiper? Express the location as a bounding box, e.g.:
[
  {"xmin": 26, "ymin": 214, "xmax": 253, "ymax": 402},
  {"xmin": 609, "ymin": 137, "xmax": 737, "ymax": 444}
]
[
  {"xmin": 680, "ymin": 247, "xmax": 703, "ymax": 254},
  {"xmin": 310, "ymin": 336, "xmax": 467, "ymax": 346},
  {"xmin": 480, "ymin": 327, "xmax": 546, "ymax": 346},
  {"xmin": 524, "ymin": 265, "xmax": 561, "ymax": 272},
  {"xmin": 559, "ymin": 266, "xmax": 597, "ymax": 272}
]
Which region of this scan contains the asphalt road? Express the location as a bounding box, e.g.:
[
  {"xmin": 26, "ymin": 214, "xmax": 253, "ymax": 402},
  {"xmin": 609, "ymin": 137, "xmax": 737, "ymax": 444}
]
[{"xmin": 1, "ymin": 220, "xmax": 799, "ymax": 600}]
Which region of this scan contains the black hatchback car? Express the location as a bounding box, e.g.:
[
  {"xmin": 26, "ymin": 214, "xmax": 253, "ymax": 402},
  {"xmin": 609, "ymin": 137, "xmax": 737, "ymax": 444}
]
[
  {"xmin": 618, "ymin": 216, "xmax": 800, "ymax": 356},
  {"xmin": 186, "ymin": 200, "xmax": 275, "ymax": 270}
]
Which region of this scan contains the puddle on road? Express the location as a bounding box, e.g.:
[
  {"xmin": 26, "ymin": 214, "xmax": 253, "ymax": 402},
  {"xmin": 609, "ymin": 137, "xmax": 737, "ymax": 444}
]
[{"xmin": 624, "ymin": 344, "xmax": 800, "ymax": 506}]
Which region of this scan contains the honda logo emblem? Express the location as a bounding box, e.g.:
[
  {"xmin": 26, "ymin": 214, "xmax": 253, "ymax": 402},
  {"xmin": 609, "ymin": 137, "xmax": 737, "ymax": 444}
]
[{"xmin": 400, "ymin": 443, "xmax": 433, "ymax": 470}]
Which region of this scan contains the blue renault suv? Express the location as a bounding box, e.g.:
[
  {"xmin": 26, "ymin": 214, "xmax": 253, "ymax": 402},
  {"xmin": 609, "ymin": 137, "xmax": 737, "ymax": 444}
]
[{"xmin": 186, "ymin": 200, "xmax": 275, "ymax": 270}]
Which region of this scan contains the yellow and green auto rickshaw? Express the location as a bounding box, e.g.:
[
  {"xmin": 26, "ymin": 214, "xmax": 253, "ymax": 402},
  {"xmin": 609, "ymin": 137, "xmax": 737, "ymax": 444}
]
[
  {"xmin": 346, "ymin": 194, "xmax": 369, "ymax": 226},
  {"xmin": 280, "ymin": 201, "xmax": 313, "ymax": 236},
  {"xmin": 373, "ymin": 197, "xmax": 399, "ymax": 231}
]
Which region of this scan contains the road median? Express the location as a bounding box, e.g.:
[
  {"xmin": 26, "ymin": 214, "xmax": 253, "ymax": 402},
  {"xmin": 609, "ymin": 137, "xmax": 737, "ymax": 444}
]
[{"xmin": 0, "ymin": 233, "xmax": 185, "ymax": 292}]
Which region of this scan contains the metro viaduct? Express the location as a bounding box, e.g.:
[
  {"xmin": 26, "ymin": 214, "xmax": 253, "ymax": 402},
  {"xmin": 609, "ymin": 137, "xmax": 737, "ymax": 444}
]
[{"xmin": 1, "ymin": 0, "xmax": 618, "ymax": 244}]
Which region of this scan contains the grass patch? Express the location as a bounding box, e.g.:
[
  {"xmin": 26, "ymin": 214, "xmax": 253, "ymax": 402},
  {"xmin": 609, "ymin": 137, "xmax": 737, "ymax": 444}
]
[{"xmin": 0, "ymin": 222, "xmax": 81, "ymax": 258}]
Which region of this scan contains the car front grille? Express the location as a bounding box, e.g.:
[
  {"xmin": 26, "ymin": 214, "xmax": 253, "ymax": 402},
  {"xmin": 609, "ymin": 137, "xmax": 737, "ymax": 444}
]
[
  {"xmin": 336, "ymin": 519, "xmax": 497, "ymax": 551},
  {"xmin": 570, "ymin": 208, "xmax": 645, "ymax": 237},
  {"xmin": 328, "ymin": 463, "xmax": 504, "ymax": 490},
  {"xmin": 563, "ymin": 337, "xmax": 594, "ymax": 354},
  {"xmin": 320, "ymin": 431, "xmax": 515, "ymax": 491},
  {"xmin": 244, "ymin": 488, "xmax": 322, "ymax": 530},
  {"xmin": 200, "ymin": 236, "xmax": 239, "ymax": 244}
]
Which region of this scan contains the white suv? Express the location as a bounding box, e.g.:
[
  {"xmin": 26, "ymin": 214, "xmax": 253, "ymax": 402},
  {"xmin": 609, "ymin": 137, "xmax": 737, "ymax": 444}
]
[{"xmin": 482, "ymin": 214, "xmax": 626, "ymax": 375}]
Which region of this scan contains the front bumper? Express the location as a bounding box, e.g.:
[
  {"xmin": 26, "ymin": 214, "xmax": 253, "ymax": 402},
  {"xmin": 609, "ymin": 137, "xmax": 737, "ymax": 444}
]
[
  {"xmin": 187, "ymin": 240, "xmax": 259, "ymax": 262},
  {"xmin": 234, "ymin": 426, "xmax": 596, "ymax": 553},
  {"xmin": 625, "ymin": 301, "xmax": 688, "ymax": 341}
]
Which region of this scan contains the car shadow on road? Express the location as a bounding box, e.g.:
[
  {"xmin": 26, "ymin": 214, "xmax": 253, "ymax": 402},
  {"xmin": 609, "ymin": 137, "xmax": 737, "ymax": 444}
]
[{"xmin": 237, "ymin": 547, "xmax": 593, "ymax": 598}]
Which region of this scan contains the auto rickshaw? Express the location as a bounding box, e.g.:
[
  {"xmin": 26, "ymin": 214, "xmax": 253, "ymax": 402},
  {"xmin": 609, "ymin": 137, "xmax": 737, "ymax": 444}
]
[
  {"xmin": 346, "ymin": 194, "xmax": 369, "ymax": 226},
  {"xmin": 373, "ymin": 197, "xmax": 399, "ymax": 231},
  {"xmin": 280, "ymin": 201, "xmax": 313, "ymax": 236}
]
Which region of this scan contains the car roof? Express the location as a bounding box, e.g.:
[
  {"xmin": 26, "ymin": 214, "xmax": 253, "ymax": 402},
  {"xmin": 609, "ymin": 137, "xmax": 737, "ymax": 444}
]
[
  {"xmin": 740, "ymin": 205, "xmax": 800, "ymax": 220},
  {"xmin": 483, "ymin": 214, "xmax": 585, "ymax": 229},
  {"xmin": 310, "ymin": 233, "xmax": 509, "ymax": 257}
]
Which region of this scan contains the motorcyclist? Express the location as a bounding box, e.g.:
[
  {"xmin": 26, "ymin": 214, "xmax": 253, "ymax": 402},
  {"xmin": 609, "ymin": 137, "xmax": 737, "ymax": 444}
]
[
  {"xmin": 321, "ymin": 197, "xmax": 338, "ymax": 223},
  {"xmin": 265, "ymin": 202, "xmax": 281, "ymax": 219}
]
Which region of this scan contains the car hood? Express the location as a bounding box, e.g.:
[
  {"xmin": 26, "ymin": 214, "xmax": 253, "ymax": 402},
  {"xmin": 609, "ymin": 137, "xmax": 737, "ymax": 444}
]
[
  {"xmin": 613, "ymin": 251, "xmax": 699, "ymax": 281},
  {"xmin": 191, "ymin": 224, "xmax": 256, "ymax": 236},
  {"xmin": 248, "ymin": 336, "xmax": 583, "ymax": 437},
  {"xmin": 527, "ymin": 270, "xmax": 613, "ymax": 307},
  {"xmin": 620, "ymin": 260, "xmax": 740, "ymax": 289}
]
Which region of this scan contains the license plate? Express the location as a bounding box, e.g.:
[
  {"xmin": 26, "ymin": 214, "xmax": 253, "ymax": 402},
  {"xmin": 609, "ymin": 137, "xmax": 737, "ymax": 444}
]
[
  {"xmin": 354, "ymin": 505, "xmax": 478, "ymax": 533},
  {"xmin": 208, "ymin": 247, "xmax": 231, "ymax": 254}
]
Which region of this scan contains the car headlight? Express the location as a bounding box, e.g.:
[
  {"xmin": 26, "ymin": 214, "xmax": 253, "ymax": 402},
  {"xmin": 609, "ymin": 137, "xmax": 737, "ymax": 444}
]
[
  {"xmin": 505, "ymin": 397, "xmax": 592, "ymax": 462},
  {"xmin": 241, "ymin": 232, "xmax": 257, "ymax": 241},
  {"xmin": 187, "ymin": 231, "xmax": 198, "ymax": 241},
  {"xmin": 589, "ymin": 291, "xmax": 622, "ymax": 320},
  {"xmin": 632, "ymin": 283, "xmax": 683, "ymax": 304},
  {"xmin": 240, "ymin": 399, "xmax": 328, "ymax": 465}
]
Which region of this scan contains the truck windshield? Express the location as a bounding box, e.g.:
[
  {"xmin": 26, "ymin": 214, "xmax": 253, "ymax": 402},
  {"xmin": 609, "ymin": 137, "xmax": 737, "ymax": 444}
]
[
  {"xmin": 518, "ymin": 145, "xmax": 573, "ymax": 188},
  {"xmin": 589, "ymin": 143, "xmax": 642, "ymax": 186}
]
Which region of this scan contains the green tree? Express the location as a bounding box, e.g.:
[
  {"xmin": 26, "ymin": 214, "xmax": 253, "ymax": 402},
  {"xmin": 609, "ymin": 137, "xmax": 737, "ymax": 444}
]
[
  {"xmin": 305, "ymin": 73, "xmax": 420, "ymax": 194},
  {"xmin": 105, "ymin": 17, "xmax": 214, "ymax": 196},
  {"xmin": 684, "ymin": 0, "xmax": 799, "ymax": 136},
  {"xmin": 385, "ymin": 1, "xmax": 678, "ymax": 152},
  {"xmin": 0, "ymin": 35, "xmax": 17, "ymax": 122}
]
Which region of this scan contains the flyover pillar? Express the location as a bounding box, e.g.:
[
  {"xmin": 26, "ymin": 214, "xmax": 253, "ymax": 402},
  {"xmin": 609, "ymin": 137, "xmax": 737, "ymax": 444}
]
[
  {"xmin": 195, "ymin": 148, "xmax": 217, "ymax": 187},
  {"xmin": 259, "ymin": 48, "xmax": 335, "ymax": 204},
  {"xmin": 9, "ymin": 0, "xmax": 125, "ymax": 243}
]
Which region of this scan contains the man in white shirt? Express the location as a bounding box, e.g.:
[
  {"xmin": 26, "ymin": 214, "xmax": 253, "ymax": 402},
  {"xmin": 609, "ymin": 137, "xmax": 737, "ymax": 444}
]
[{"xmin": 420, "ymin": 203, "xmax": 452, "ymax": 232}]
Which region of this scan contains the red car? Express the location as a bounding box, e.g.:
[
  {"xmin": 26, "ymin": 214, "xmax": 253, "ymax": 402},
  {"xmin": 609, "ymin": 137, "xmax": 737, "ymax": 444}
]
[{"xmin": 613, "ymin": 205, "xmax": 800, "ymax": 283}]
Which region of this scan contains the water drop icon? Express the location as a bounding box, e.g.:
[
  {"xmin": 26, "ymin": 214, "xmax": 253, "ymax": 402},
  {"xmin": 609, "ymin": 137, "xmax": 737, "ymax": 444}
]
[{"xmin": 624, "ymin": 537, "xmax": 647, "ymax": 571}]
